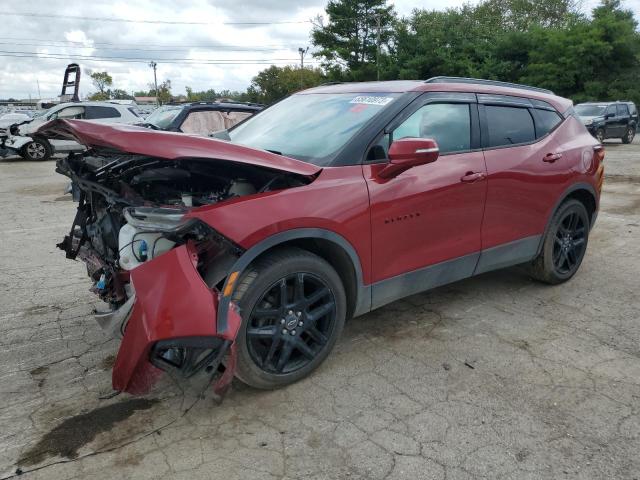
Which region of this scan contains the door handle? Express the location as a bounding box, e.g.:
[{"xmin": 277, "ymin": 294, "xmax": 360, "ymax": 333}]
[
  {"xmin": 460, "ymin": 171, "xmax": 486, "ymax": 183},
  {"xmin": 543, "ymin": 152, "xmax": 563, "ymax": 163}
]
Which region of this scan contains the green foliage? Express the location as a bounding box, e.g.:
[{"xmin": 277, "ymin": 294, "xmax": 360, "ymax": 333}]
[
  {"xmin": 312, "ymin": 0, "xmax": 396, "ymax": 81},
  {"xmin": 90, "ymin": 71, "xmax": 113, "ymax": 95},
  {"xmin": 377, "ymin": 0, "xmax": 640, "ymax": 105},
  {"xmin": 142, "ymin": 80, "xmax": 172, "ymax": 104},
  {"xmin": 88, "ymin": 73, "xmax": 133, "ymax": 101},
  {"xmin": 243, "ymin": 65, "xmax": 326, "ymax": 104},
  {"xmin": 88, "ymin": 92, "xmax": 110, "ymax": 101},
  {"xmin": 185, "ymin": 86, "xmax": 246, "ymax": 102},
  {"xmin": 110, "ymin": 89, "xmax": 133, "ymax": 100}
]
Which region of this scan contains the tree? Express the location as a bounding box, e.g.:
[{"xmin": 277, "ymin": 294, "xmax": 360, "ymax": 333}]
[
  {"xmin": 311, "ymin": 0, "xmax": 396, "ymax": 81},
  {"xmin": 146, "ymin": 80, "xmax": 172, "ymax": 104},
  {"xmin": 89, "ymin": 71, "xmax": 113, "ymax": 100},
  {"xmin": 383, "ymin": 0, "xmax": 640, "ymax": 106},
  {"xmin": 184, "ymin": 86, "xmax": 246, "ymax": 102},
  {"xmin": 110, "ymin": 89, "xmax": 133, "ymax": 100},
  {"xmin": 244, "ymin": 66, "xmax": 326, "ymax": 104}
]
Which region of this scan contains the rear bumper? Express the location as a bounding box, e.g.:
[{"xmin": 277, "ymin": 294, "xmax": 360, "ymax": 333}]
[{"xmin": 112, "ymin": 244, "xmax": 241, "ymax": 395}]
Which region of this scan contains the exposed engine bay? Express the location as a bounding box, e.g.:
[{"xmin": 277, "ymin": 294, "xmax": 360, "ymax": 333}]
[{"xmin": 56, "ymin": 151, "xmax": 309, "ymax": 310}]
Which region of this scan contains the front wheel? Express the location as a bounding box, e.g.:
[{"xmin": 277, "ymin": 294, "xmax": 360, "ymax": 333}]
[
  {"xmin": 595, "ymin": 128, "xmax": 605, "ymax": 144},
  {"xmin": 527, "ymin": 199, "xmax": 590, "ymax": 285},
  {"xmin": 20, "ymin": 138, "xmax": 52, "ymax": 161},
  {"xmin": 622, "ymin": 126, "xmax": 635, "ymax": 144},
  {"xmin": 232, "ymin": 248, "xmax": 346, "ymax": 389}
]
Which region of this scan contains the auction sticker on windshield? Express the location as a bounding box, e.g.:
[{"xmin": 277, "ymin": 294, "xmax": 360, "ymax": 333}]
[{"xmin": 349, "ymin": 96, "xmax": 394, "ymax": 106}]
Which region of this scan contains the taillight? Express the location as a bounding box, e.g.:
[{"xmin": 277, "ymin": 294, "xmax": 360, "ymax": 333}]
[
  {"xmin": 593, "ymin": 145, "xmax": 605, "ymax": 193},
  {"xmin": 593, "ymin": 145, "xmax": 605, "ymax": 164}
]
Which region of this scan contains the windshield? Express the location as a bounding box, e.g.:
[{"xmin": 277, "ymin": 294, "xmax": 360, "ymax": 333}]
[
  {"xmin": 144, "ymin": 105, "xmax": 183, "ymax": 129},
  {"xmin": 228, "ymin": 92, "xmax": 400, "ymax": 166},
  {"xmin": 575, "ymin": 104, "xmax": 607, "ymax": 117}
]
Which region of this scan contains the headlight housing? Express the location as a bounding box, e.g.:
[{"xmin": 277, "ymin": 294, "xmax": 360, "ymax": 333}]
[
  {"xmin": 584, "ymin": 119, "xmax": 593, "ymax": 126},
  {"xmin": 123, "ymin": 207, "xmax": 189, "ymax": 232}
]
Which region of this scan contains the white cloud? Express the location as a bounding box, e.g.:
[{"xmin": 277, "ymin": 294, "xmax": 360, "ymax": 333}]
[{"xmin": 0, "ymin": 0, "xmax": 638, "ymax": 99}]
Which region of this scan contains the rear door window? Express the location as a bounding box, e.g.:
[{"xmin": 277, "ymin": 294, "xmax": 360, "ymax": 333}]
[
  {"xmin": 484, "ymin": 106, "xmax": 535, "ymax": 147},
  {"xmin": 84, "ymin": 106, "xmax": 121, "ymax": 119}
]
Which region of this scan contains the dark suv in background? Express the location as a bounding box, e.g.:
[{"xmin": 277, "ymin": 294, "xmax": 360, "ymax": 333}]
[
  {"xmin": 139, "ymin": 101, "xmax": 263, "ymax": 136},
  {"xmin": 575, "ymin": 101, "xmax": 637, "ymax": 143}
]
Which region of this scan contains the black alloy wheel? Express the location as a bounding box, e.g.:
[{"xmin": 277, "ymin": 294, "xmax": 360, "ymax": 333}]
[
  {"xmin": 527, "ymin": 199, "xmax": 590, "ymax": 285},
  {"xmin": 552, "ymin": 210, "xmax": 587, "ymax": 276},
  {"xmin": 231, "ymin": 247, "xmax": 346, "ymax": 389},
  {"xmin": 246, "ymin": 272, "xmax": 336, "ymax": 374}
]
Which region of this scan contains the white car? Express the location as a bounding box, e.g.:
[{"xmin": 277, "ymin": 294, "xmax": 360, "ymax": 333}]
[
  {"xmin": 4, "ymin": 102, "xmax": 141, "ymax": 161},
  {"xmin": 0, "ymin": 112, "xmax": 33, "ymax": 128}
]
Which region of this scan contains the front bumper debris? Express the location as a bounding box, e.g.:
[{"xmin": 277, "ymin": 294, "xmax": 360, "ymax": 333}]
[{"xmin": 112, "ymin": 244, "xmax": 242, "ymax": 395}]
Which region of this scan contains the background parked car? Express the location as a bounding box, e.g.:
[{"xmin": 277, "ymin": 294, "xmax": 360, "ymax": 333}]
[
  {"xmin": 575, "ymin": 101, "xmax": 637, "ymax": 144},
  {"xmin": 139, "ymin": 101, "xmax": 262, "ymax": 135},
  {"xmin": 0, "ymin": 112, "xmax": 32, "ymax": 132},
  {"xmin": 5, "ymin": 101, "xmax": 141, "ymax": 161}
]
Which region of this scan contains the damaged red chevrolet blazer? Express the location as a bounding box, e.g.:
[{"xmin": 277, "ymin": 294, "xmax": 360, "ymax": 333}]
[{"xmin": 45, "ymin": 77, "xmax": 605, "ymax": 395}]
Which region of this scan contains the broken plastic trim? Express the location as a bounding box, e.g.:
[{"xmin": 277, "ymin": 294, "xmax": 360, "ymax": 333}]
[{"xmin": 150, "ymin": 337, "xmax": 230, "ymax": 378}]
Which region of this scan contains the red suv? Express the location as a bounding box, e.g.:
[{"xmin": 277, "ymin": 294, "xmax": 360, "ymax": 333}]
[{"xmin": 46, "ymin": 77, "xmax": 604, "ymax": 395}]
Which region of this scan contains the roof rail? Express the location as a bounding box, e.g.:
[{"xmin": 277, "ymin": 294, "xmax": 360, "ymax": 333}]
[{"xmin": 424, "ymin": 76, "xmax": 554, "ymax": 95}]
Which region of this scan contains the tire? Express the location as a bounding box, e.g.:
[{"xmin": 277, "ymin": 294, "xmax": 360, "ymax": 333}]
[
  {"xmin": 622, "ymin": 126, "xmax": 635, "ymax": 144},
  {"xmin": 527, "ymin": 199, "xmax": 590, "ymax": 285},
  {"xmin": 595, "ymin": 128, "xmax": 605, "ymax": 144},
  {"xmin": 20, "ymin": 137, "xmax": 52, "ymax": 161},
  {"xmin": 232, "ymin": 247, "xmax": 347, "ymax": 389}
]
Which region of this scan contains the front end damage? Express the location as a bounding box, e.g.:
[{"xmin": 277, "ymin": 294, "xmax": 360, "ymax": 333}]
[
  {"xmin": 50, "ymin": 120, "xmax": 316, "ymax": 395},
  {"xmin": 112, "ymin": 243, "xmax": 241, "ymax": 395}
]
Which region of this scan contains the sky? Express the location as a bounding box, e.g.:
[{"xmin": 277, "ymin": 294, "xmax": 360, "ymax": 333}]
[{"xmin": 0, "ymin": 0, "xmax": 637, "ymax": 100}]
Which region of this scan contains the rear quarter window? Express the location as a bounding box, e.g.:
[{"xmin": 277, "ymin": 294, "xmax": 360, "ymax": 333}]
[{"xmin": 532, "ymin": 108, "xmax": 563, "ymax": 138}]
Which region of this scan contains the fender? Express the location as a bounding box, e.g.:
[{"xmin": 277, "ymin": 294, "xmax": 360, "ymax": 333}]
[
  {"xmin": 536, "ymin": 182, "xmax": 598, "ymax": 256},
  {"xmin": 216, "ymin": 228, "xmax": 371, "ymax": 334}
]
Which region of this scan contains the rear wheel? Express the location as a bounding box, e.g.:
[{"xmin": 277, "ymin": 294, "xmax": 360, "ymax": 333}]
[
  {"xmin": 622, "ymin": 126, "xmax": 635, "ymax": 144},
  {"xmin": 232, "ymin": 248, "xmax": 346, "ymax": 389},
  {"xmin": 527, "ymin": 199, "xmax": 590, "ymax": 285},
  {"xmin": 20, "ymin": 138, "xmax": 52, "ymax": 161}
]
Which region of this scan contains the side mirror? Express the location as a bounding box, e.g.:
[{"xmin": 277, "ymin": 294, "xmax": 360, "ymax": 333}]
[
  {"xmin": 605, "ymin": 112, "xmax": 615, "ymax": 119},
  {"xmin": 377, "ymin": 138, "xmax": 439, "ymax": 179}
]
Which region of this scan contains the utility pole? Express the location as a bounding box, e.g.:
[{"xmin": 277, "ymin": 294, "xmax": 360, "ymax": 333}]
[
  {"xmin": 298, "ymin": 47, "xmax": 309, "ymax": 89},
  {"xmin": 375, "ymin": 13, "xmax": 381, "ymax": 81},
  {"xmin": 149, "ymin": 61, "xmax": 159, "ymax": 106}
]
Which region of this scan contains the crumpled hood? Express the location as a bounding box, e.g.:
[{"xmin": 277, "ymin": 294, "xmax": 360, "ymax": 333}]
[{"xmin": 37, "ymin": 119, "xmax": 322, "ymax": 177}]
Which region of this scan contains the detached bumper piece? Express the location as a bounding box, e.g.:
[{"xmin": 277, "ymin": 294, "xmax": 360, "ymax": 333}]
[
  {"xmin": 112, "ymin": 243, "xmax": 241, "ymax": 395},
  {"xmin": 150, "ymin": 337, "xmax": 230, "ymax": 378}
]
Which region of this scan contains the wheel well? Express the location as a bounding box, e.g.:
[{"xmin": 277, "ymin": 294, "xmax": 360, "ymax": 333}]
[
  {"xmin": 249, "ymin": 238, "xmax": 359, "ymax": 320},
  {"xmin": 566, "ymin": 188, "xmax": 596, "ymax": 225}
]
